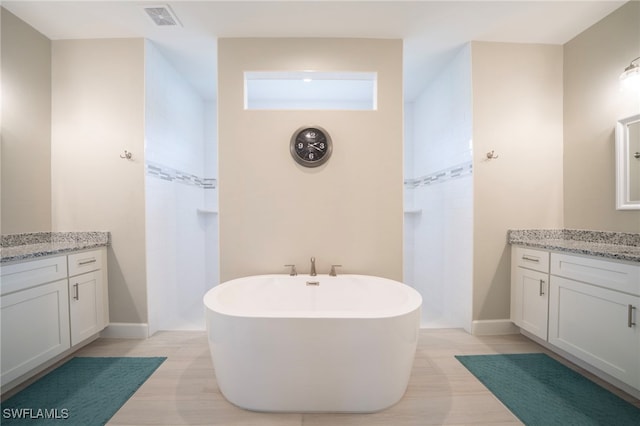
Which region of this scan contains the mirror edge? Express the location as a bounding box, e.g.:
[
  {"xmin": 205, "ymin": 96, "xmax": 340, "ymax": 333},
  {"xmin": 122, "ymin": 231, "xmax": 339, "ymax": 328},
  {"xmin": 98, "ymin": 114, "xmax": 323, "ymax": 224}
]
[{"xmin": 615, "ymin": 113, "xmax": 640, "ymax": 210}]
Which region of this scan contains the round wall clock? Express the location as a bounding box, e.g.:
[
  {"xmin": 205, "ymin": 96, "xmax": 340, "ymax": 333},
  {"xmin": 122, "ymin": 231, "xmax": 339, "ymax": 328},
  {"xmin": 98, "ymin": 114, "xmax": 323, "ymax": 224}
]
[{"xmin": 290, "ymin": 126, "xmax": 333, "ymax": 167}]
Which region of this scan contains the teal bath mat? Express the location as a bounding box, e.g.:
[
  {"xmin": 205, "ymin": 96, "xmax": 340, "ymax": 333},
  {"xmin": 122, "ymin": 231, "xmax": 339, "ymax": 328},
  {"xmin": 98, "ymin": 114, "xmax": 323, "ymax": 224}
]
[
  {"xmin": 456, "ymin": 353, "xmax": 640, "ymax": 426},
  {"xmin": 1, "ymin": 357, "xmax": 166, "ymax": 425}
]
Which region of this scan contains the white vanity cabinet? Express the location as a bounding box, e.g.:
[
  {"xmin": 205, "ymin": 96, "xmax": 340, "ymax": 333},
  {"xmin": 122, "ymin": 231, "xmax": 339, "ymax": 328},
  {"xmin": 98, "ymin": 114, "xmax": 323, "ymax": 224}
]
[
  {"xmin": 511, "ymin": 246, "xmax": 640, "ymax": 394},
  {"xmin": 548, "ymin": 253, "xmax": 639, "ymax": 391},
  {"xmin": 510, "ymin": 247, "xmax": 550, "ymax": 340},
  {"xmin": 0, "ymin": 247, "xmax": 109, "ymax": 388}
]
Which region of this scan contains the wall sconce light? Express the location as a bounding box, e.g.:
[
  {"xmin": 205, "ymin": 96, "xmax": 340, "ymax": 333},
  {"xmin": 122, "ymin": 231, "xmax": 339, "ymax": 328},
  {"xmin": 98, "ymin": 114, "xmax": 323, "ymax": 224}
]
[{"xmin": 620, "ymin": 56, "xmax": 640, "ymax": 91}]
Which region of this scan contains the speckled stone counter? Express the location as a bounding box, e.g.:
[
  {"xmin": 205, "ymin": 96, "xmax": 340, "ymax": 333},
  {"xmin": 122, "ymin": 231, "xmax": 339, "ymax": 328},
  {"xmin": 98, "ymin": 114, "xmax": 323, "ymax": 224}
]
[
  {"xmin": 0, "ymin": 232, "xmax": 110, "ymax": 264},
  {"xmin": 508, "ymin": 229, "xmax": 640, "ymax": 263}
]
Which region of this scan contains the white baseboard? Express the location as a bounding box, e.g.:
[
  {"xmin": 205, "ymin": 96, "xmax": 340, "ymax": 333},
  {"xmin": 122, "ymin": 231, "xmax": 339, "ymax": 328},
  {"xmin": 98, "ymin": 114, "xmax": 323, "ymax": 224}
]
[
  {"xmin": 100, "ymin": 322, "xmax": 149, "ymax": 339},
  {"xmin": 471, "ymin": 319, "xmax": 519, "ymax": 335}
]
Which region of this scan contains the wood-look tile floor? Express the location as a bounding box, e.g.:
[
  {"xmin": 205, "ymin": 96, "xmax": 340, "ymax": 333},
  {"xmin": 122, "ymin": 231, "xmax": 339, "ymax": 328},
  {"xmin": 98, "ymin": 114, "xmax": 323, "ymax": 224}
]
[{"xmin": 70, "ymin": 328, "xmax": 639, "ymax": 425}]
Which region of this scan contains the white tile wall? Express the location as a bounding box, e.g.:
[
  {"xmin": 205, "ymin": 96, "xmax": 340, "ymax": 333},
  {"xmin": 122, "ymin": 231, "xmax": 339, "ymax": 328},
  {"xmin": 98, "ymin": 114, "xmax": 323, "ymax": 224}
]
[
  {"xmin": 145, "ymin": 42, "xmax": 217, "ymax": 334},
  {"xmin": 404, "ymin": 44, "xmax": 472, "ymax": 330},
  {"xmin": 144, "ymin": 43, "xmax": 206, "ymax": 177}
]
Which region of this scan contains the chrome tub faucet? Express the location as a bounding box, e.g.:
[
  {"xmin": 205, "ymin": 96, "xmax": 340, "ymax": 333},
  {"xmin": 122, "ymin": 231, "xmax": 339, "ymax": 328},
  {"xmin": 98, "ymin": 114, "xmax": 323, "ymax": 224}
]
[
  {"xmin": 285, "ymin": 264, "xmax": 297, "ymax": 276},
  {"xmin": 310, "ymin": 257, "xmax": 316, "ymax": 276},
  {"xmin": 329, "ymin": 264, "xmax": 342, "ymax": 276}
]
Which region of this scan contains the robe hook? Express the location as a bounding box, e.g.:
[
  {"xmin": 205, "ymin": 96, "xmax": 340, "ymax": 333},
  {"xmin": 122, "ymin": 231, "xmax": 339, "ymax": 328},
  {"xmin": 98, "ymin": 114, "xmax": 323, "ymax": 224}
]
[
  {"xmin": 486, "ymin": 150, "xmax": 499, "ymax": 160},
  {"xmin": 120, "ymin": 150, "xmax": 133, "ymax": 160}
]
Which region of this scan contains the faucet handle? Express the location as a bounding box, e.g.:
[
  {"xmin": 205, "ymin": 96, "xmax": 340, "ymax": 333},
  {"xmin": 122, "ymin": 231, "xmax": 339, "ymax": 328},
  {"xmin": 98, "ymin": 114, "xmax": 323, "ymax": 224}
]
[
  {"xmin": 329, "ymin": 264, "xmax": 342, "ymax": 276},
  {"xmin": 284, "ymin": 264, "xmax": 297, "ymax": 276}
]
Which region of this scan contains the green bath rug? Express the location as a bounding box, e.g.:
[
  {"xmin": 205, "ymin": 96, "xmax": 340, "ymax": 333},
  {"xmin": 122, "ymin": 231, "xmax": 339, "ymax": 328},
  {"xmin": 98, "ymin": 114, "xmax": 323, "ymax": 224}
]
[
  {"xmin": 1, "ymin": 357, "xmax": 166, "ymax": 425},
  {"xmin": 456, "ymin": 353, "xmax": 640, "ymax": 426}
]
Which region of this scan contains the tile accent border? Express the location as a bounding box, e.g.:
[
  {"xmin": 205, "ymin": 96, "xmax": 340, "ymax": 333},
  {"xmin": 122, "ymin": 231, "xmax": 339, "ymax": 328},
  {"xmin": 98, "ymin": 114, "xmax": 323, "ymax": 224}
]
[
  {"xmin": 404, "ymin": 161, "xmax": 472, "ymax": 189},
  {"xmin": 146, "ymin": 161, "xmax": 216, "ymax": 189}
]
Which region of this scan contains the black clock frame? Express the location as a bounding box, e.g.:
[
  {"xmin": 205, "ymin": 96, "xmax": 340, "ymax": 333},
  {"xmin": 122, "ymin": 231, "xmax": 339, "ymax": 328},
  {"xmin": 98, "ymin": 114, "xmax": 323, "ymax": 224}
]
[{"xmin": 290, "ymin": 126, "xmax": 333, "ymax": 168}]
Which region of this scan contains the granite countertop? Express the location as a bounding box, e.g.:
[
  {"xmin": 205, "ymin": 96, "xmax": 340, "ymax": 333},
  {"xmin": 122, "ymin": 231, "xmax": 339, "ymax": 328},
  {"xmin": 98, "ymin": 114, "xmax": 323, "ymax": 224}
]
[
  {"xmin": 0, "ymin": 232, "xmax": 110, "ymax": 264},
  {"xmin": 508, "ymin": 229, "xmax": 640, "ymax": 263}
]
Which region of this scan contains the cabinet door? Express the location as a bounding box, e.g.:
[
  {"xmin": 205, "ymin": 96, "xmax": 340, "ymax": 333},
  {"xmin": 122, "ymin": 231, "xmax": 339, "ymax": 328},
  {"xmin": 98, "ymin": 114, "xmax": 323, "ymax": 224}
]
[
  {"xmin": 549, "ymin": 276, "xmax": 640, "ymax": 390},
  {"xmin": 69, "ymin": 270, "xmax": 104, "ymax": 346},
  {"xmin": 1, "ymin": 279, "xmax": 71, "ymax": 386},
  {"xmin": 512, "ymin": 267, "xmax": 549, "ymax": 340}
]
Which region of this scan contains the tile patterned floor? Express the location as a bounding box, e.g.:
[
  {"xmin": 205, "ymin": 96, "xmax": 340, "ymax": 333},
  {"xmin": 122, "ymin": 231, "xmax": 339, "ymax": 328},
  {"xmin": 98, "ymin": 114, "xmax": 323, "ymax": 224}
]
[{"xmin": 46, "ymin": 329, "xmax": 640, "ymax": 425}]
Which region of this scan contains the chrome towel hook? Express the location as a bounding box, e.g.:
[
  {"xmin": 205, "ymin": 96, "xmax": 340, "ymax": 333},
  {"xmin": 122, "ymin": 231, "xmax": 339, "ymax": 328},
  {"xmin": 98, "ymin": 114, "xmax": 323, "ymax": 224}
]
[
  {"xmin": 486, "ymin": 150, "xmax": 499, "ymax": 160},
  {"xmin": 120, "ymin": 150, "xmax": 133, "ymax": 160}
]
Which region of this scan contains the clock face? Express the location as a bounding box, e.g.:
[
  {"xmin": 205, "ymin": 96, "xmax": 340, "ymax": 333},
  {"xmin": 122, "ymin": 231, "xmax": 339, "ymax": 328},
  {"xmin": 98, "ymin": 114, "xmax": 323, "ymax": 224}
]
[{"xmin": 290, "ymin": 126, "xmax": 332, "ymax": 167}]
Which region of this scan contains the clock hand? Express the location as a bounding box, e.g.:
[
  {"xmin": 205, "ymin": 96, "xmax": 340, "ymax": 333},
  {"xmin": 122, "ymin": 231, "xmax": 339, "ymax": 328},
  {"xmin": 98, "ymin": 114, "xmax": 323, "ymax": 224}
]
[{"xmin": 308, "ymin": 142, "xmax": 325, "ymax": 151}]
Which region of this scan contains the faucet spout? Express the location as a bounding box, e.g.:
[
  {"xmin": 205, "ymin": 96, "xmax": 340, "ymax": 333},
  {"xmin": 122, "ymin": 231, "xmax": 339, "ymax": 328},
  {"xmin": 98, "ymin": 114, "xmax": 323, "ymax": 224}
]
[{"xmin": 310, "ymin": 257, "xmax": 316, "ymax": 276}]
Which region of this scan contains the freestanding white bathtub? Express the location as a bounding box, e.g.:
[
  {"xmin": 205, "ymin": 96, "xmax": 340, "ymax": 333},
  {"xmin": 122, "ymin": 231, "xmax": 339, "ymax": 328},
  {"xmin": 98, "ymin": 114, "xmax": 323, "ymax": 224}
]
[{"xmin": 204, "ymin": 274, "xmax": 422, "ymax": 413}]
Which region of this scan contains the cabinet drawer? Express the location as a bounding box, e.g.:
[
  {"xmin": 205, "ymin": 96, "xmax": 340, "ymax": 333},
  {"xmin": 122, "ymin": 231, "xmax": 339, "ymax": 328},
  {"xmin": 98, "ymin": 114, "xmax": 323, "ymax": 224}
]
[
  {"xmin": 512, "ymin": 246, "xmax": 549, "ymax": 273},
  {"xmin": 551, "ymin": 253, "xmax": 640, "ymax": 296},
  {"xmin": 0, "ymin": 256, "xmax": 68, "ymax": 296},
  {"xmin": 68, "ymin": 249, "xmax": 103, "ymax": 277}
]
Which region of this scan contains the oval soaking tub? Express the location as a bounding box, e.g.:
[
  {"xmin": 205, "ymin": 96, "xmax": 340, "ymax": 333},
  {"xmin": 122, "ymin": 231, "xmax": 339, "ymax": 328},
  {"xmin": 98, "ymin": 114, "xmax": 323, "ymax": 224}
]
[{"xmin": 204, "ymin": 274, "xmax": 422, "ymax": 413}]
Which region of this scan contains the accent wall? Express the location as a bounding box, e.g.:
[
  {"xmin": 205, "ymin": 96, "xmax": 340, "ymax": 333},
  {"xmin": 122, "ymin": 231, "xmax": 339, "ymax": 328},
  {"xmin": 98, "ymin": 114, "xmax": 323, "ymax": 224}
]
[{"xmin": 218, "ymin": 38, "xmax": 403, "ymax": 281}]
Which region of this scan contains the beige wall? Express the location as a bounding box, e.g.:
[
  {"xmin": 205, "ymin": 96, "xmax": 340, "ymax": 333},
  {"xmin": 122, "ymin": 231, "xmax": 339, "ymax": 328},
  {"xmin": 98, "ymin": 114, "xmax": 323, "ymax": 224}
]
[
  {"xmin": 218, "ymin": 38, "xmax": 403, "ymax": 282},
  {"xmin": 1, "ymin": 8, "xmax": 52, "ymax": 233},
  {"xmin": 51, "ymin": 39, "xmax": 147, "ymax": 324},
  {"xmin": 563, "ymin": 0, "xmax": 640, "ymax": 232},
  {"xmin": 472, "ymin": 42, "xmax": 564, "ymax": 321}
]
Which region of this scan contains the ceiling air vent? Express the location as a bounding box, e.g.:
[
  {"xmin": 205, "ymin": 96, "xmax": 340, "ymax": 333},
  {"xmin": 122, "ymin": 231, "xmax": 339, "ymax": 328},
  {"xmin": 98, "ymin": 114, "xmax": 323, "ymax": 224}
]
[{"xmin": 143, "ymin": 5, "xmax": 181, "ymax": 27}]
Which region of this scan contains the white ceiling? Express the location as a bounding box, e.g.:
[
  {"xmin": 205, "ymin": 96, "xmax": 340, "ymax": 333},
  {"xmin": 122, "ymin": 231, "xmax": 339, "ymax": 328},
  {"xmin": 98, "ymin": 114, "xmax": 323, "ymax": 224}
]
[{"xmin": 2, "ymin": 1, "xmax": 626, "ymax": 101}]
